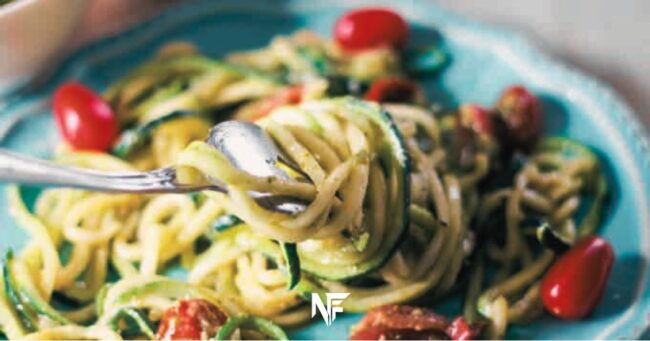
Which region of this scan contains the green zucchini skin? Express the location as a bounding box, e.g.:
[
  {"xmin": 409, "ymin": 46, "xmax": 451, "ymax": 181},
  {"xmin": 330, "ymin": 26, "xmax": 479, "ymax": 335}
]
[
  {"xmin": 2, "ymin": 251, "xmax": 72, "ymax": 332},
  {"xmin": 111, "ymin": 100, "xmax": 259, "ymax": 160},
  {"xmin": 112, "ymin": 110, "xmax": 198, "ymax": 158},
  {"xmin": 298, "ymin": 98, "xmax": 411, "ymax": 281},
  {"xmin": 536, "ymin": 222, "xmax": 571, "ymax": 253},
  {"xmin": 578, "ymin": 175, "xmax": 608, "ymax": 237},
  {"xmin": 210, "ymin": 214, "xmax": 243, "ymax": 233},
  {"xmin": 215, "ymin": 316, "xmax": 288, "ymax": 340},
  {"xmin": 205, "ymin": 214, "xmax": 244, "ymax": 241},
  {"xmin": 107, "ymin": 308, "xmax": 155, "ymax": 339},
  {"xmin": 212, "ymin": 223, "xmax": 300, "ymax": 289},
  {"xmin": 292, "ymin": 275, "xmax": 326, "ymax": 302},
  {"xmin": 279, "ymin": 243, "xmax": 300, "ymax": 290},
  {"xmin": 324, "ymin": 75, "xmax": 369, "ymax": 97},
  {"xmin": 2, "ymin": 251, "xmax": 37, "ymax": 332}
]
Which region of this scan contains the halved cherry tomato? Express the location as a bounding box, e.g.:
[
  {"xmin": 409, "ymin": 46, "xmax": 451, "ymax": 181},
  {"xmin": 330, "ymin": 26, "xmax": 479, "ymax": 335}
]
[
  {"xmin": 457, "ymin": 104, "xmax": 494, "ymax": 137},
  {"xmin": 541, "ymin": 236, "xmax": 614, "ymax": 320},
  {"xmin": 364, "ymin": 77, "xmax": 419, "ymax": 103},
  {"xmin": 53, "ymin": 82, "xmax": 118, "ymax": 151},
  {"xmin": 334, "ymin": 8, "xmax": 408, "ymax": 51},
  {"xmin": 349, "ymin": 305, "xmax": 482, "ymax": 340},
  {"xmin": 156, "ymin": 299, "xmax": 228, "ymax": 340},
  {"xmin": 495, "ymin": 85, "xmax": 542, "ymax": 150},
  {"xmin": 251, "ymin": 86, "xmax": 303, "ymax": 121}
]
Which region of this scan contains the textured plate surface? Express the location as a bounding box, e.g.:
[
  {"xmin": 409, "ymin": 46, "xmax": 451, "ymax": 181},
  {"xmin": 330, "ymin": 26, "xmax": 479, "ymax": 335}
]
[{"xmin": 0, "ymin": 0, "xmax": 648, "ymax": 339}]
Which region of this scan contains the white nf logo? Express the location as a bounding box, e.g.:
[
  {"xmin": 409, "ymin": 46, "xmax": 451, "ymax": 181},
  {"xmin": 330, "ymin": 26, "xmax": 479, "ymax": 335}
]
[{"xmin": 311, "ymin": 293, "xmax": 350, "ymax": 326}]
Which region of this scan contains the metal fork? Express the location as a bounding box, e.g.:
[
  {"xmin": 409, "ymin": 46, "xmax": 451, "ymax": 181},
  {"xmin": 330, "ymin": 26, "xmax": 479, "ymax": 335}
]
[{"xmin": 0, "ymin": 121, "xmax": 308, "ymax": 214}]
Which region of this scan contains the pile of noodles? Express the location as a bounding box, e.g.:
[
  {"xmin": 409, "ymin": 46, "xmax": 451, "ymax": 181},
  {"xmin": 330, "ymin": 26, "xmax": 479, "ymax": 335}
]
[{"xmin": 0, "ymin": 36, "xmax": 605, "ymax": 340}]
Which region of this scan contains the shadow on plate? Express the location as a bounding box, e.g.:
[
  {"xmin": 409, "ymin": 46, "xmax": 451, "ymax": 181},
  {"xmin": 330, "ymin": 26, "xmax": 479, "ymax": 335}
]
[
  {"xmin": 538, "ymin": 93, "xmax": 569, "ymax": 135},
  {"xmin": 596, "ymin": 253, "xmax": 646, "ymax": 319},
  {"xmin": 409, "ymin": 24, "xmax": 456, "ymax": 109}
]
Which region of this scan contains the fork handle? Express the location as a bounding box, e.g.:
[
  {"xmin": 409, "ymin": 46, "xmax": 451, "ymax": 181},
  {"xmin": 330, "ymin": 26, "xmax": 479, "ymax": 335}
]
[{"xmin": 0, "ymin": 148, "xmax": 198, "ymax": 193}]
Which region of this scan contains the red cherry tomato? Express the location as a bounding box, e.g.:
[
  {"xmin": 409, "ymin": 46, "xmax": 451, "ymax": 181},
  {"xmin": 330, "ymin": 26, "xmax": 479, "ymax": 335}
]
[
  {"xmin": 251, "ymin": 86, "xmax": 303, "ymax": 121},
  {"xmin": 541, "ymin": 236, "xmax": 614, "ymax": 320},
  {"xmin": 349, "ymin": 305, "xmax": 482, "ymax": 340},
  {"xmin": 156, "ymin": 299, "xmax": 228, "ymax": 340},
  {"xmin": 364, "ymin": 77, "xmax": 419, "ymax": 103},
  {"xmin": 495, "ymin": 85, "xmax": 542, "ymax": 150},
  {"xmin": 457, "ymin": 104, "xmax": 494, "ymax": 137},
  {"xmin": 53, "ymin": 82, "xmax": 118, "ymax": 151},
  {"xmin": 334, "ymin": 8, "xmax": 409, "ymax": 51}
]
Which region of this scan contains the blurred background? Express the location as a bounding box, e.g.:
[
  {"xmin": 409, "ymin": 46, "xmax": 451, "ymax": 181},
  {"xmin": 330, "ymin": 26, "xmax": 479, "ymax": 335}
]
[
  {"xmin": 1, "ymin": 0, "xmax": 647, "ymax": 129},
  {"xmin": 66, "ymin": 0, "xmax": 649, "ymax": 129}
]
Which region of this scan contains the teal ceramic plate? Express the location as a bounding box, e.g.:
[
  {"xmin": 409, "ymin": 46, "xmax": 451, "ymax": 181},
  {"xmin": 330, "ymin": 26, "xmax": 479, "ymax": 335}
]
[{"xmin": 0, "ymin": 0, "xmax": 648, "ymax": 339}]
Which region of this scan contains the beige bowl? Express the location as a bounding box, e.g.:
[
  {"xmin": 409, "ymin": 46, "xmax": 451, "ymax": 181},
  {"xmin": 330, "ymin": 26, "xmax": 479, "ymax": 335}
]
[{"xmin": 0, "ymin": 0, "xmax": 88, "ymax": 94}]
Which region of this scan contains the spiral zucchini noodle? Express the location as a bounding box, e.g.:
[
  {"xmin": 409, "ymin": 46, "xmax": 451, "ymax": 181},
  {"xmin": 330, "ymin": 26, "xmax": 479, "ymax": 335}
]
[{"xmin": 0, "ymin": 30, "xmax": 607, "ymax": 340}]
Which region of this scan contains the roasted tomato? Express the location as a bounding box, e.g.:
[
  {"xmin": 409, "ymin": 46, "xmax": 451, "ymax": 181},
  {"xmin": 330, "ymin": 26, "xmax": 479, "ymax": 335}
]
[
  {"xmin": 364, "ymin": 77, "xmax": 420, "ymax": 103},
  {"xmin": 541, "ymin": 236, "xmax": 614, "ymax": 320},
  {"xmin": 156, "ymin": 299, "xmax": 228, "ymax": 340},
  {"xmin": 349, "ymin": 305, "xmax": 482, "ymax": 340},
  {"xmin": 334, "ymin": 8, "xmax": 409, "ymax": 51},
  {"xmin": 350, "ymin": 327, "xmax": 449, "ymax": 340},
  {"xmin": 445, "ymin": 317, "xmax": 483, "ymax": 341},
  {"xmin": 53, "ymin": 82, "xmax": 118, "ymax": 151},
  {"xmin": 495, "ymin": 85, "xmax": 543, "ymax": 150}
]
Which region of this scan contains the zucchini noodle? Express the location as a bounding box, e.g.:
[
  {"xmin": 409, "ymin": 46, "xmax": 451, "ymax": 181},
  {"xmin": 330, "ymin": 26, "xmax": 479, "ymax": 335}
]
[{"xmin": 0, "ymin": 35, "xmax": 608, "ymax": 340}]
